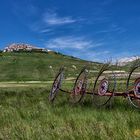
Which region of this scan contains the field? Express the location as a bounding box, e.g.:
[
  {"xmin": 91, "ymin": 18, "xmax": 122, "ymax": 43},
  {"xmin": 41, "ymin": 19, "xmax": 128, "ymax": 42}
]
[
  {"xmin": 0, "ymin": 52, "xmax": 139, "ymax": 139},
  {"xmin": 0, "ymin": 82, "xmax": 140, "ymax": 140}
]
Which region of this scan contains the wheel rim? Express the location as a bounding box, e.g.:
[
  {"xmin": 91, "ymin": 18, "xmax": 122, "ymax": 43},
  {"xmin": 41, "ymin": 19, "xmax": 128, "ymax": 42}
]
[
  {"xmin": 93, "ymin": 67, "xmax": 116, "ymax": 107},
  {"xmin": 127, "ymin": 66, "xmax": 140, "ymax": 109},
  {"xmin": 49, "ymin": 69, "xmax": 64, "ymax": 102},
  {"xmin": 70, "ymin": 67, "xmax": 87, "ymax": 103}
]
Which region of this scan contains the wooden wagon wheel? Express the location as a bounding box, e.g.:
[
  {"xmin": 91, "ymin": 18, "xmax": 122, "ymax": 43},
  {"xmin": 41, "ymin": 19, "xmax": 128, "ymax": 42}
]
[
  {"xmin": 126, "ymin": 65, "xmax": 140, "ymax": 109},
  {"xmin": 93, "ymin": 64, "xmax": 116, "ymax": 107},
  {"xmin": 69, "ymin": 67, "xmax": 88, "ymax": 104},
  {"xmin": 49, "ymin": 67, "xmax": 64, "ymax": 102}
]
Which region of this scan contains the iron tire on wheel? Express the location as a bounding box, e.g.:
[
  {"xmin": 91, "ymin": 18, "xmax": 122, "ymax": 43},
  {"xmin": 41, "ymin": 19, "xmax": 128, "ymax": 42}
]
[
  {"xmin": 126, "ymin": 66, "xmax": 140, "ymax": 109},
  {"xmin": 93, "ymin": 65, "xmax": 116, "ymax": 107},
  {"xmin": 70, "ymin": 67, "xmax": 88, "ymax": 104},
  {"xmin": 49, "ymin": 68, "xmax": 64, "ymax": 103}
]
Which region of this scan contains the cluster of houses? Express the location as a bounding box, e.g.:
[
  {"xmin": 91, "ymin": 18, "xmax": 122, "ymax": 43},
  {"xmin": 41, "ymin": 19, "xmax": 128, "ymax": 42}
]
[{"xmin": 3, "ymin": 43, "xmax": 52, "ymax": 53}]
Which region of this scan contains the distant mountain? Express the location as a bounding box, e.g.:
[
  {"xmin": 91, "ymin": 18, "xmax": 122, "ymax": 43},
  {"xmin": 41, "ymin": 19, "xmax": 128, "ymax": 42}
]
[{"xmin": 118, "ymin": 56, "xmax": 140, "ymax": 66}]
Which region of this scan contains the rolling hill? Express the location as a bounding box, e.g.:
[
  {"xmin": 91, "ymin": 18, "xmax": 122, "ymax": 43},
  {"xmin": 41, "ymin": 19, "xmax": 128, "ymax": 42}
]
[
  {"xmin": 0, "ymin": 52, "xmax": 101, "ymax": 81},
  {"xmin": 0, "ymin": 43, "xmax": 138, "ymax": 81}
]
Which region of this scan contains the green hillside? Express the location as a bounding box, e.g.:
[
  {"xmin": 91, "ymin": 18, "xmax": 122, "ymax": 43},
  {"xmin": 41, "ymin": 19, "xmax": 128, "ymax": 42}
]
[{"xmin": 0, "ymin": 52, "xmax": 101, "ymax": 81}]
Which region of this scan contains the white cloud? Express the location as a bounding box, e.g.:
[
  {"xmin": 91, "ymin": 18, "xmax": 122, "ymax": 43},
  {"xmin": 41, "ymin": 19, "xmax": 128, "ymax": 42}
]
[
  {"xmin": 39, "ymin": 28, "xmax": 52, "ymax": 33},
  {"xmin": 30, "ymin": 11, "xmax": 79, "ymax": 33},
  {"xmin": 43, "ymin": 12, "xmax": 77, "ymax": 25},
  {"xmin": 73, "ymin": 50, "xmax": 110, "ymax": 62},
  {"xmin": 45, "ymin": 36, "xmax": 104, "ymax": 50},
  {"xmin": 96, "ymin": 24, "xmax": 126, "ymax": 34},
  {"xmin": 44, "ymin": 36, "xmax": 108, "ymax": 62}
]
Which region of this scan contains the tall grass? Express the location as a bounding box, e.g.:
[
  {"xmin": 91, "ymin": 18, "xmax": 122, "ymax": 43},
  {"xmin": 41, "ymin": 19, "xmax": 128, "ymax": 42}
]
[{"xmin": 0, "ymin": 84, "xmax": 140, "ymax": 139}]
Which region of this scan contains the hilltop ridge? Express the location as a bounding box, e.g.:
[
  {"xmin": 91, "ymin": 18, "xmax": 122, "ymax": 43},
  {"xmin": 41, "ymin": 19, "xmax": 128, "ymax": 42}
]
[{"xmin": 3, "ymin": 43, "xmax": 52, "ymax": 53}]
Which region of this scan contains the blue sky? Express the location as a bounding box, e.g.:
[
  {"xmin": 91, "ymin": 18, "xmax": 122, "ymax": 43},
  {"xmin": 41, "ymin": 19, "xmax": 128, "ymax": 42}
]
[{"xmin": 0, "ymin": 0, "xmax": 140, "ymax": 62}]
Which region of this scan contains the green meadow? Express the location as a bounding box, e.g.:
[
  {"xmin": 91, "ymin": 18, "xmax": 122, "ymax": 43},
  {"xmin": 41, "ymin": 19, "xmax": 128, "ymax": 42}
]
[
  {"xmin": 0, "ymin": 52, "xmax": 139, "ymax": 139},
  {"xmin": 0, "ymin": 82, "xmax": 139, "ymax": 139}
]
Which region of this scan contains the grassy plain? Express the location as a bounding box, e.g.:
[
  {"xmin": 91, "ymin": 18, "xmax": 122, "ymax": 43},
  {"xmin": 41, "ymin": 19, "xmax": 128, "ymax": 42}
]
[
  {"xmin": 0, "ymin": 52, "xmax": 139, "ymax": 139},
  {"xmin": 0, "ymin": 82, "xmax": 139, "ymax": 140}
]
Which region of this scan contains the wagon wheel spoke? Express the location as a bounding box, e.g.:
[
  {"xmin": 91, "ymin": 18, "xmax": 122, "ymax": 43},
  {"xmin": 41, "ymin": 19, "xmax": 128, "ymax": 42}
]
[
  {"xmin": 93, "ymin": 65, "xmax": 116, "ymax": 107},
  {"xmin": 69, "ymin": 67, "xmax": 88, "ymax": 104},
  {"xmin": 49, "ymin": 68, "xmax": 64, "ymax": 102}
]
